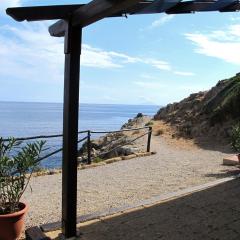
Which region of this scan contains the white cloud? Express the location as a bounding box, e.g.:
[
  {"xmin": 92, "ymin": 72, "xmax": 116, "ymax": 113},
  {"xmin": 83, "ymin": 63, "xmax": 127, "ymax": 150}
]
[
  {"xmin": 134, "ymin": 80, "xmax": 207, "ymax": 97},
  {"xmin": 0, "ymin": 0, "xmax": 21, "ymax": 13},
  {"xmin": 140, "ymin": 73, "xmax": 157, "ymax": 80},
  {"xmin": 0, "ymin": 22, "xmax": 175, "ymax": 76},
  {"xmin": 174, "ymin": 71, "xmax": 195, "ymax": 76},
  {"xmin": 0, "ymin": 22, "xmax": 64, "ymax": 82},
  {"xmin": 145, "ymin": 59, "xmax": 171, "ymax": 71},
  {"xmin": 82, "ymin": 45, "xmax": 123, "ymax": 68},
  {"xmin": 134, "ymin": 81, "xmax": 166, "ymax": 89},
  {"xmin": 230, "ymin": 16, "xmax": 240, "ymax": 22},
  {"xmin": 0, "ymin": 20, "xmax": 194, "ymax": 88},
  {"xmin": 82, "ymin": 46, "xmax": 172, "ymax": 70},
  {"xmin": 185, "ymin": 24, "xmax": 240, "ymax": 65},
  {"xmin": 150, "ymin": 15, "xmax": 174, "ymax": 29}
]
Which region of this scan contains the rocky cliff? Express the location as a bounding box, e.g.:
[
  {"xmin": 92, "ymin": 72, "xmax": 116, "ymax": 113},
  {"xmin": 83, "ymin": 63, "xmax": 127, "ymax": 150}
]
[
  {"xmin": 78, "ymin": 114, "xmax": 151, "ymax": 162},
  {"xmin": 154, "ymin": 73, "xmax": 240, "ymax": 143}
]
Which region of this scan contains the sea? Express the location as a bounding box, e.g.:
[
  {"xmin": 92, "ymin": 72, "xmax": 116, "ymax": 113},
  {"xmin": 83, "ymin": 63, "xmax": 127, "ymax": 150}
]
[{"xmin": 0, "ymin": 102, "xmax": 160, "ymax": 169}]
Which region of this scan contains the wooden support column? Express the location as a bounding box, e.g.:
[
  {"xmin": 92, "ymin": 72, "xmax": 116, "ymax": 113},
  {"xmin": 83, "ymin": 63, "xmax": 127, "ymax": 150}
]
[
  {"xmin": 147, "ymin": 127, "xmax": 152, "ymax": 152},
  {"xmin": 62, "ymin": 21, "xmax": 82, "ymax": 238}
]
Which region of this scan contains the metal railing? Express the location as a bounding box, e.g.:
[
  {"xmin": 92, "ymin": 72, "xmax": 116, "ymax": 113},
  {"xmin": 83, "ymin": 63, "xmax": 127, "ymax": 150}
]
[
  {"xmin": 2, "ymin": 126, "xmax": 153, "ymax": 166},
  {"xmin": 84, "ymin": 126, "xmax": 152, "ymax": 164}
]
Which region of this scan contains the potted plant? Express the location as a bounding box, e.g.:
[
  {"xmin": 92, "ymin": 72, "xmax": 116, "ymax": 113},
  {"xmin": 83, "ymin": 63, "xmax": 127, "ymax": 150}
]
[{"xmin": 0, "ymin": 138, "xmax": 45, "ymax": 240}]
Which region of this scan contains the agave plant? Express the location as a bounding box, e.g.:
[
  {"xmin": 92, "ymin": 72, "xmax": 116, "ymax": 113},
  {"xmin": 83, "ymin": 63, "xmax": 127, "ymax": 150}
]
[{"xmin": 0, "ymin": 138, "xmax": 45, "ymax": 215}]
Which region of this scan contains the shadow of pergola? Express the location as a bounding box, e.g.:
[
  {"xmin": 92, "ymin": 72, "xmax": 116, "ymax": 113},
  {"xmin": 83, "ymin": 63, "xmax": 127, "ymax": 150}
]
[{"xmin": 70, "ymin": 178, "xmax": 240, "ymax": 240}]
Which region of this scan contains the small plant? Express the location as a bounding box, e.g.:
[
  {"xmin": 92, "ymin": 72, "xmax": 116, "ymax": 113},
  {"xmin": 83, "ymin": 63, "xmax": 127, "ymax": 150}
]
[
  {"xmin": 145, "ymin": 121, "xmax": 154, "ymax": 127},
  {"xmin": 231, "ymin": 123, "xmax": 240, "ymax": 152},
  {"xmin": 93, "ymin": 157, "xmax": 103, "ymax": 163},
  {"xmin": 0, "ymin": 138, "xmax": 45, "ymax": 215},
  {"xmin": 154, "ymin": 129, "xmax": 164, "ymax": 136},
  {"xmin": 132, "ymin": 130, "xmax": 140, "ymax": 135}
]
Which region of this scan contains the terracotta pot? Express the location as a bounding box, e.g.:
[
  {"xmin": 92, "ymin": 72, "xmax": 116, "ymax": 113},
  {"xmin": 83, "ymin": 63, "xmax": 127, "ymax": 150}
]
[{"xmin": 0, "ymin": 202, "xmax": 28, "ymax": 240}]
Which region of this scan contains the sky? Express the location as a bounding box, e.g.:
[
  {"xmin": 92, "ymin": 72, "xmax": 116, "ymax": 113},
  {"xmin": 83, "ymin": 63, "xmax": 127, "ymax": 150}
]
[{"xmin": 0, "ymin": 0, "xmax": 240, "ymax": 105}]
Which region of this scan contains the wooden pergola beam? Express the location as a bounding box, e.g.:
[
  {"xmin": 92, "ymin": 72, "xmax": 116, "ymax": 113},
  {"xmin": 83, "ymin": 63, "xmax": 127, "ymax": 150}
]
[
  {"xmin": 166, "ymin": 0, "xmax": 240, "ymax": 14},
  {"xmin": 6, "ymin": 0, "xmax": 240, "ymax": 24},
  {"xmin": 6, "ymin": 4, "xmax": 83, "ymax": 22},
  {"xmin": 72, "ymin": 0, "xmax": 141, "ymax": 26},
  {"xmin": 135, "ymin": 0, "xmax": 181, "ymax": 14},
  {"xmin": 49, "ymin": 0, "xmax": 141, "ymax": 37},
  {"xmin": 220, "ymin": 1, "xmax": 240, "ymax": 12}
]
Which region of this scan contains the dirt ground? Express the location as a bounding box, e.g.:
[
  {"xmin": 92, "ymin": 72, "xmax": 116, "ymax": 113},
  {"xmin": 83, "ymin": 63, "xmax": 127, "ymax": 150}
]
[
  {"xmin": 23, "ymin": 121, "xmax": 238, "ymax": 229},
  {"xmin": 47, "ymin": 178, "xmax": 240, "ymax": 240}
]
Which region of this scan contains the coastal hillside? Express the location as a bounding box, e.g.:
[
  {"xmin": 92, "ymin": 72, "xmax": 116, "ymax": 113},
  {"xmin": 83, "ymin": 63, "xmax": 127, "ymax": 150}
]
[{"xmin": 154, "ymin": 73, "xmax": 240, "ymax": 145}]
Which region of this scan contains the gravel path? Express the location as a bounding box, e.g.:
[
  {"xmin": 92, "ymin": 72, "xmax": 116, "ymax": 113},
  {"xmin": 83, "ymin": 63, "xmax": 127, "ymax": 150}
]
[{"xmin": 23, "ymin": 136, "xmax": 238, "ymax": 228}]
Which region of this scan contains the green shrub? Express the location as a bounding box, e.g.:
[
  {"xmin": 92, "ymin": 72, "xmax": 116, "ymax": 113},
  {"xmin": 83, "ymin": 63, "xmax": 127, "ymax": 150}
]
[
  {"xmin": 145, "ymin": 121, "xmax": 154, "ymax": 127},
  {"xmin": 93, "ymin": 157, "xmax": 103, "ymax": 163},
  {"xmin": 0, "ymin": 138, "xmax": 46, "ymax": 214},
  {"xmin": 231, "ymin": 123, "xmax": 240, "ymax": 152},
  {"xmin": 204, "ymin": 76, "xmax": 240, "ymax": 124}
]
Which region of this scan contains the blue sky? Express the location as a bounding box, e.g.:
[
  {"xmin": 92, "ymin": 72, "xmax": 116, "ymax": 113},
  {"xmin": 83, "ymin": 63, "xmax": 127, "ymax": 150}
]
[{"xmin": 1, "ymin": 0, "xmax": 240, "ymax": 105}]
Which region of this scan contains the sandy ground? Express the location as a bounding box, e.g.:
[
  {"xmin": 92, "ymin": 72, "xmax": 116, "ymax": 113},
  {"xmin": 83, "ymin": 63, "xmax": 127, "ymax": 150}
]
[
  {"xmin": 47, "ymin": 178, "xmax": 240, "ymax": 240},
  {"xmin": 22, "ymin": 131, "xmax": 239, "ymax": 228}
]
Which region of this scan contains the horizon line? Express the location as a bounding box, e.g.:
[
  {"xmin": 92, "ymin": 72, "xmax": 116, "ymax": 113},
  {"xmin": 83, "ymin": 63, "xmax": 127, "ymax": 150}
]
[{"xmin": 0, "ymin": 100, "xmax": 160, "ymax": 107}]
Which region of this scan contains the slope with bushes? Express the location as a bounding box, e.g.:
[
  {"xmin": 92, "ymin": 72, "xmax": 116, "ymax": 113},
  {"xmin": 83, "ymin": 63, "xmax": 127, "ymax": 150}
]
[{"xmin": 154, "ymin": 73, "xmax": 240, "ymax": 143}]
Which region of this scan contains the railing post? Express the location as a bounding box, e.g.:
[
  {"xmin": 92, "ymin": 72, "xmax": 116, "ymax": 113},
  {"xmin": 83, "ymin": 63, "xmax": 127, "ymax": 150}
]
[
  {"xmin": 87, "ymin": 130, "xmax": 91, "ymax": 164},
  {"xmin": 147, "ymin": 126, "xmax": 152, "ymax": 152}
]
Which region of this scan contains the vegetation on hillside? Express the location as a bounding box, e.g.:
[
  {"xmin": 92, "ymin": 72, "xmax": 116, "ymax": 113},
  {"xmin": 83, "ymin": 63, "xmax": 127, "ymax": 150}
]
[
  {"xmin": 231, "ymin": 123, "xmax": 240, "ymax": 152},
  {"xmin": 203, "ymin": 75, "xmax": 240, "ymax": 124},
  {"xmin": 154, "ymin": 73, "xmax": 240, "ymax": 145}
]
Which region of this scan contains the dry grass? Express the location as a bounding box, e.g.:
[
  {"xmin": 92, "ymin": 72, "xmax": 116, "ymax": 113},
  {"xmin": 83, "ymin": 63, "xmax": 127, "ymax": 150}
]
[
  {"xmin": 154, "ymin": 129, "xmax": 164, "ymax": 136},
  {"xmin": 151, "ymin": 120, "xmax": 198, "ymax": 150}
]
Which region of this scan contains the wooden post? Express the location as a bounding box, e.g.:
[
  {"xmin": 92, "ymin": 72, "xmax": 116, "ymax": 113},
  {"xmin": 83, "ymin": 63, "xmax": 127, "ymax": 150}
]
[
  {"xmin": 147, "ymin": 126, "xmax": 152, "ymax": 152},
  {"xmin": 87, "ymin": 130, "xmax": 92, "ymax": 164},
  {"xmin": 62, "ymin": 22, "xmax": 82, "ymax": 238}
]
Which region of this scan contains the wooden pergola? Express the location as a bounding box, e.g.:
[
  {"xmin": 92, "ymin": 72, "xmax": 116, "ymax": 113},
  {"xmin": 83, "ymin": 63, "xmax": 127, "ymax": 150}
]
[{"xmin": 6, "ymin": 0, "xmax": 240, "ymax": 238}]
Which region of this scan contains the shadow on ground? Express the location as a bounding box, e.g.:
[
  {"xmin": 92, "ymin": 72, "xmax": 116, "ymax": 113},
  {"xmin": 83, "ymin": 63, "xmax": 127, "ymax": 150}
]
[
  {"xmin": 73, "ymin": 179, "xmax": 240, "ymax": 240},
  {"xmin": 204, "ymin": 169, "xmax": 240, "ymax": 179},
  {"xmin": 192, "ymin": 138, "xmax": 234, "ymax": 154}
]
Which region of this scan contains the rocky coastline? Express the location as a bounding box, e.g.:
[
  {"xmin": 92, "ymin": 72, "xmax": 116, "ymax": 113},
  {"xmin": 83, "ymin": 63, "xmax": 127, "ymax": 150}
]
[{"xmin": 78, "ymin": 113, "xmax": 153, "ymax": 163}]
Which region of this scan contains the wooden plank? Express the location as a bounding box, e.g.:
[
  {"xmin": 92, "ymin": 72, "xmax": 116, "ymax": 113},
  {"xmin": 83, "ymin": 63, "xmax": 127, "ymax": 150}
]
[
  {"xmin": 26, "ymin": 227, "xmax": 50, "ymax": 240},
  {"xmin": 6, "ymin": 4, "xmax": 83, "ymax": 22},
  {"xmin": 203, "ymin": 0, "xmax": 237, "ymax": 11},
  {"xmin": 7, "ymin": 0, "xmax": 240, "ymax": 25},
  {"xmin": 166, "ymin": 0, "xmax": 239, "ymax": 14},
  {"xmin": 62, "ymin": 23, "xmax": 82, "ymax": 238},
  {"xmin": 166, "ymin": 1, "xmax": 211, "ymax": 14},
  {"xmin": 135, "ymin": 0, "xmax": 181, "ymax": 14},
  {"xmin": 220, "ymin": 1, "xmax": 240, "ymax": 11},
  {"xmin": 49, "ymin": 0, "xmax": 141, "ymax": 37},
  {"xmin": 72, "ymin": 0, "xmax": 141, "ymax": 27}
]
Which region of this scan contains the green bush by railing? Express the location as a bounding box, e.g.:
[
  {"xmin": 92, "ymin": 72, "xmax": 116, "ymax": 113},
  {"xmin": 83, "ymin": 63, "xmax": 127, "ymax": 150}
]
[{"xmin": 231, "ymin": 123, "xmax": 240, "ymax": 152}]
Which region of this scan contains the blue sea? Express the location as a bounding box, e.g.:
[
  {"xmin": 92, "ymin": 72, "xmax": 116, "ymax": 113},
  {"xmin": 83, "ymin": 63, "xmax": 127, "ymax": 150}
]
[{"xmin": 0, "ymin": 102, "xmax": 159, "ymax": 168}]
